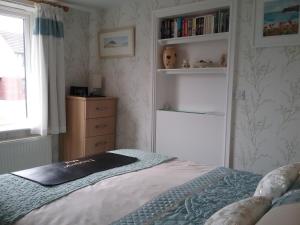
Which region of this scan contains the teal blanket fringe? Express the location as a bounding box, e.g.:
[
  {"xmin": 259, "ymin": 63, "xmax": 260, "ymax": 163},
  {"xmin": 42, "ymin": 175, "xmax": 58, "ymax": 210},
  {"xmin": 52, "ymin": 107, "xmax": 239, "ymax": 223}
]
[
  {"xmin": 0, "ymin": 149, "xmax": 173, "ymax": 225},
  {"xmin": 112, "ymin": 167, "xmax": 262, "ymax": 225}
]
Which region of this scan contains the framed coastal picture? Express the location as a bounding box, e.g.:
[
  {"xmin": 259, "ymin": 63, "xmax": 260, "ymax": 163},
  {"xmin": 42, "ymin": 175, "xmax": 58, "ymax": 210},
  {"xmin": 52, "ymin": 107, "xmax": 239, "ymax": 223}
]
[
  {"xmin": 254, "ymin": 0, "xmax": 300, "ymax": 47},
  {"xmin": 98, "ymin": 27, "xmax": 135, "ymax": 58}
]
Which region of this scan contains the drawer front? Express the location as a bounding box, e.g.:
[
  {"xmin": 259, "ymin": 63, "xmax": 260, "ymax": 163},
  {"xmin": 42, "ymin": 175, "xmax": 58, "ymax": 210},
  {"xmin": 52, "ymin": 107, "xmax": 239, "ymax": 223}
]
[
  {"xmin": 85, "ymin": 135, "xmax": 115, "ymax": 156},
  {"xmin": 86, "ymin": 117, "xmax": 115, "ymax": 137},
  {"xmin": 86, "ymin": 100, "xmax": 116, "ymax": 119}
]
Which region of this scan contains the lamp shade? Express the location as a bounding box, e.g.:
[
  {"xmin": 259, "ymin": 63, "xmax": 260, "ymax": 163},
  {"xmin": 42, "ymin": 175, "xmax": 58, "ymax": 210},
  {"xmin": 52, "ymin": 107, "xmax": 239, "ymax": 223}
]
[{"xmin": 89, "ymin": 74, "xmax": 102, "ymax": 89}]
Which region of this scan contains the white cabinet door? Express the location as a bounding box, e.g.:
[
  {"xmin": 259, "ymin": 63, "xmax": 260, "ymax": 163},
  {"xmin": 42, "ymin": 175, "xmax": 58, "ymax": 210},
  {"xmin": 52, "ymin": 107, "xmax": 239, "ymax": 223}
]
[{"xmin": 156, "ymin": 110, "xmax": 225, "ymax": 166}]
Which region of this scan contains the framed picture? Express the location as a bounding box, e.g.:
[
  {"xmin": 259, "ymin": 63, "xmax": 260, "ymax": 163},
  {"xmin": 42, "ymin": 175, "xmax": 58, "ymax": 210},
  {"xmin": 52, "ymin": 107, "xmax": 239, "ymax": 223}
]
[
  {"xmin": 98, "ymin": 27, "xmax": 135, "ymax": 58},
  {"xmin": 254, "ymin": 0, "xmax": 300, "ymax": 47}
]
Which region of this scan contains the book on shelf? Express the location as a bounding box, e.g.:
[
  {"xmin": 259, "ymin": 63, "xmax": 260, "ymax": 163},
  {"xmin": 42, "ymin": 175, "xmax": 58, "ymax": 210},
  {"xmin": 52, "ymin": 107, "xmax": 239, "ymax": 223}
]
[
  {"xmin": 192, "ymin": 17, "xmax": 196, "ymax": 36},
  {"xmin": 182, "ymin": 18, "xmax": 186, "ymax": 37},
  {"xmin": 160, "ymin": 8, "xmax": 230, "ymax": 39},
  {"xmin": 188, "ymin": 18, "xmax": 193, "ymax": 36}
]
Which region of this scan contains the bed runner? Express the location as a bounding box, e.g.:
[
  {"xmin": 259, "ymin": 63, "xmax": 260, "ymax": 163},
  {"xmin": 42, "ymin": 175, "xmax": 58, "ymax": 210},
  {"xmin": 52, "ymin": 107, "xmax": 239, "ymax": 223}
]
[
  {"xmin": 12, "ymin": 153, "xmax": 138, "ymax": 186},
  {"xmin": 112, "ymin": 167, "xmax": 262, "ymax": 225},
  {"xmin": 0, "ymin": 149, "xmax": 173, "ymax": 225}
]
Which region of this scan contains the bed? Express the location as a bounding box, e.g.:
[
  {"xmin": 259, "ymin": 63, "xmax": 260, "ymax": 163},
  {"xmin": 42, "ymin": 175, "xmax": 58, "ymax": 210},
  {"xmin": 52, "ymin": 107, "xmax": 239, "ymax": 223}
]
[{"xmin": 0, "ymin": 149, "xmax": 299, "ymax": 225}]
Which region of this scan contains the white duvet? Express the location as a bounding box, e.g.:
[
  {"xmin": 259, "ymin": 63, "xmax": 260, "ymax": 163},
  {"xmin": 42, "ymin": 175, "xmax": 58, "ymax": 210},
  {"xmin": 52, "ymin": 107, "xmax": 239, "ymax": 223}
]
[{"xmin": 16, "ymin": 160, "xmax": 214, "ymax": 225}]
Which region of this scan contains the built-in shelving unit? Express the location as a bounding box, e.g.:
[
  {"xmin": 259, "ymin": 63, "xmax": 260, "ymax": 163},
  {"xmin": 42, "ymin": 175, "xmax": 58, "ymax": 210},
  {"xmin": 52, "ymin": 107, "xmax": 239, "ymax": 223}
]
[{"xmin": 152, "ymin": 0, "xmax": 237, "ymax": 167}]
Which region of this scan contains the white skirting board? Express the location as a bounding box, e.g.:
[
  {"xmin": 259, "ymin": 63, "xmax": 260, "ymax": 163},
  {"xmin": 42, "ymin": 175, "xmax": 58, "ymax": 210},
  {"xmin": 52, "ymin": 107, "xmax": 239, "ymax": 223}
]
[{"xmin": 0, "ymin": 136, "xmax": 52, "ymax": 174}]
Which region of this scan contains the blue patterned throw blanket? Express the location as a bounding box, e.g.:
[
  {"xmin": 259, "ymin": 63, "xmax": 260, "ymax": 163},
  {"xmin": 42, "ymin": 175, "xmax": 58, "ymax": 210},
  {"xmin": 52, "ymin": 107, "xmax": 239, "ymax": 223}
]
[
  {"xmin": 0, "ymin": 149, "xmax": 173, "ymax": 225},
  {"xmin": 112, "ymin": 167, "xmax": 262, "ymax": 225}
]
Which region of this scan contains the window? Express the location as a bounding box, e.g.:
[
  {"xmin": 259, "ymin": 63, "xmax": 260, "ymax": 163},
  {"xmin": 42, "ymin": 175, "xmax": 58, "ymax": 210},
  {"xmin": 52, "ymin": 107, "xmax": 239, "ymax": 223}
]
[{"xmin": 0, "ymin": 5, "xmax": 31, "ymax": 131}]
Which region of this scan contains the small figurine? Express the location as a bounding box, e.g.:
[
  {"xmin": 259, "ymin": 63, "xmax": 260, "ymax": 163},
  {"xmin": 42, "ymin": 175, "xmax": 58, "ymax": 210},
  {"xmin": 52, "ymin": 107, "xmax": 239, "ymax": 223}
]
[
  {"xmin": 192, "ymin": 60, "xmax": 213, "ymax": 68},
  {"xmin": 220, "ymin": 53, "xmax": 227, "ymax": 67},
  {"xmin": 181, "ymin": 59, "xmax": 190, "ymax": 68}
]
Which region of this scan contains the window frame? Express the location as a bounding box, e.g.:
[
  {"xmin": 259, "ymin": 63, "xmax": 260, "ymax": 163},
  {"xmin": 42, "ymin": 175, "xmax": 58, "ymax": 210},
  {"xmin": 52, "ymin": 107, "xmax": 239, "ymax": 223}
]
[{"xmin": 0, "ymin": 3, "xmax": 33, "ymax": 132}]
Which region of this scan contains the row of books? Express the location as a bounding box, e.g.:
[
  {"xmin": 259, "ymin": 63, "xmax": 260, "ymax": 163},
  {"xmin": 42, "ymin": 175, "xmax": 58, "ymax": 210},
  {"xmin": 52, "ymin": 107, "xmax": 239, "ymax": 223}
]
[{"xmin": 160, "ymin": 9, "xmax": 230, "ymax": 39}]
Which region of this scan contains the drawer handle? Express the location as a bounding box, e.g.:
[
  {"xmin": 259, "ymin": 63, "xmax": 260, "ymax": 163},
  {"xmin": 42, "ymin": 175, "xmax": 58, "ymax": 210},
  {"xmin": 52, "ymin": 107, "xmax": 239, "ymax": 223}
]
[
  {"xmin": 95, "ymin": 141, "xmax": 107, "ymax": 147},
  {"xmin": 95, "ymin": 107, "xmax": 107, "ymax": 111},
  {"xmin": 95, "ymin": 124, "xmax": 107, "ymax": 129}
]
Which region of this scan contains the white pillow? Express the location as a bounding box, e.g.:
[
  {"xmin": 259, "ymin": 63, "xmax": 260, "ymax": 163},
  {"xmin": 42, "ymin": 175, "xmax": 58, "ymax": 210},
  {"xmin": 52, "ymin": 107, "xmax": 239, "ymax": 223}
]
[
  {"xmin": 254, "ymin": 163, "xmax": 300, "ymax": 199},
  {"xmin": 204, "ymin": 197, "xmax": 271, "ymax": 225}
]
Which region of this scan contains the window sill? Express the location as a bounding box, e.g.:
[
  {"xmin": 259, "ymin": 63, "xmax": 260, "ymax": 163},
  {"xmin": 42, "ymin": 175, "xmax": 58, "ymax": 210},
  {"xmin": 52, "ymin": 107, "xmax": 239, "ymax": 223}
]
[
  {"xmin": 0, "ymin": 123, "xmax": 33, "ymax": 142},
  {"xmin": 0, "ymin": 123, "xmax": 30, "ymax": 133}
]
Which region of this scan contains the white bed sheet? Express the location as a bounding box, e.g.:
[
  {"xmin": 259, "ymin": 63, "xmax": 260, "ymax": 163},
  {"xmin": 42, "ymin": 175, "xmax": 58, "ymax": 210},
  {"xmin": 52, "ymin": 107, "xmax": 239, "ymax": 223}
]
[{"xmin": 16, "ymin": 159, "xmax": 214, "ymax": 225}]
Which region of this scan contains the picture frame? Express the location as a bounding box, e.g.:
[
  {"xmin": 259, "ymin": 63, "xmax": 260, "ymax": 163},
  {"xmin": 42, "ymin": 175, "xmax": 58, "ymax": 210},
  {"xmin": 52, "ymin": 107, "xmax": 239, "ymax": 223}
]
[
  {"xmin": 254, "ymin": 0, "xmax": 300, "ymax": 47},
  {"xmin": 98, "ymin": 27, "xmax": 135, "ymax": 58}
]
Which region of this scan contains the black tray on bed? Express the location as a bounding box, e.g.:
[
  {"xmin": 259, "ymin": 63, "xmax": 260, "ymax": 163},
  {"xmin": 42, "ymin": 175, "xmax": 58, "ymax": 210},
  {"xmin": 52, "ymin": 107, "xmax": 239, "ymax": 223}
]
[{"xmin": 12, "ymin": 153, "xmax": 138, "ymax": 186}]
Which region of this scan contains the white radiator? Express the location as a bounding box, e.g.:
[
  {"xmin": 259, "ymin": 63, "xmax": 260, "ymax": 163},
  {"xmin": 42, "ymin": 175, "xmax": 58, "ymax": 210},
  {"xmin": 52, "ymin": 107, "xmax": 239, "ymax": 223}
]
[{"xmin": 0, "ymin": 136, "xmax": 52, "ymax": 174}]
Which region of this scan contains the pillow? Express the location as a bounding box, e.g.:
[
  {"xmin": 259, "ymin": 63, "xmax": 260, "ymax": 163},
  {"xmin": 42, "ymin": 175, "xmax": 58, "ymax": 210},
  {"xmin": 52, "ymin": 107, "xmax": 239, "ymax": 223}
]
[
  {"xmin": 256, "ymin": 202, "xmax": 300, "ymax": 225},
  {"xmin": 254, "ymin": 163, "xmax": 299, "ymax": 199},
  {"xmin": 289, "ymin": 174, "xmax": 300, "ymax": 190},
  {"xmin": 273, "ymin": 189, "xmax": 300, "ymax": 207},
  {"xmin": 204, "ymin": 197, "xmax": 271, "ymax": 225}
]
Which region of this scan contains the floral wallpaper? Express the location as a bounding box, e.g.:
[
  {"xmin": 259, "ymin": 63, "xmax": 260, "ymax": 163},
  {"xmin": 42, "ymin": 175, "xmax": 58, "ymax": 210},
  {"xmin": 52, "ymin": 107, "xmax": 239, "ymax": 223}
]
[
  {"xmin": 54, "ymin": 8, "xmax": 90, "ymax": 161},
  {"xmin": 88, "ymin": 0, "xmax": 300, "ymax": 174},
  {"xmin": 232, "ymin": 0, "xmax": 300, "ymax": 174},
  {"xmin": 64, "ymin": 8, "xmax": 90, "ymax": 92}
]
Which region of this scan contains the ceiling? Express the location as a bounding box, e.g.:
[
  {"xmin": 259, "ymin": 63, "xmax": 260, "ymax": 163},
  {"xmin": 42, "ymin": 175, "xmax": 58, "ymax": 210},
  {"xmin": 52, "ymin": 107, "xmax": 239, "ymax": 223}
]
[{"xmin": 62, "ymin": 0, "xmax": 124, "ymax": 9}]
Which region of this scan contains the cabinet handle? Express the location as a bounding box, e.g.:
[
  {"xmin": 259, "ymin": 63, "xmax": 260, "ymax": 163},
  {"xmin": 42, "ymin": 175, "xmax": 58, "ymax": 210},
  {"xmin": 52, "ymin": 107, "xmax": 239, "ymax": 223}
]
[
  {"xmin": 95, "ymin": 107, "xmax": 107, "ymax": 111},
  {"xmin": 95, "ymin": 141, "xmax": 107, "ymax": 147}
]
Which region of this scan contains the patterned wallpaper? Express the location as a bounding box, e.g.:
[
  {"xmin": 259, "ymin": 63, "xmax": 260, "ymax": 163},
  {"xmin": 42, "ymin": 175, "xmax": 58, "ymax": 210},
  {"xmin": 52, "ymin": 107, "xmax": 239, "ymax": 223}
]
[
  {"xmin": 55, "ymin": 8, "xmax": 90, "ymax": 161},
  {"xmin": 232, "ymin": 0, "xmax": 300, "ymax": 174},
  {"xmin": 88, "ymin": 0, "xmax": 300, "ymax": 174},
  {"xmin": 64, "ymin": 8, "xmax": 90, "ymax": 92}
]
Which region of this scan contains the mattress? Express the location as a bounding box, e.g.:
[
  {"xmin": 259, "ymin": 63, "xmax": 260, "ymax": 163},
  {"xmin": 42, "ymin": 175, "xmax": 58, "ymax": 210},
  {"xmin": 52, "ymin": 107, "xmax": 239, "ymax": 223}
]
[{"xmin": 15, "ymin": 159, "xmax": 214, "ymax": 225}]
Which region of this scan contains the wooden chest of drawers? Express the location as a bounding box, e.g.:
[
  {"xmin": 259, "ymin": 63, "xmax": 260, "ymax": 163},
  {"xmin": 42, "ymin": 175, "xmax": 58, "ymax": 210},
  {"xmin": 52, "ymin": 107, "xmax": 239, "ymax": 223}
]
[{"xmin": 61, "ymin": 96, "xmax": 117, "ymax": 161}]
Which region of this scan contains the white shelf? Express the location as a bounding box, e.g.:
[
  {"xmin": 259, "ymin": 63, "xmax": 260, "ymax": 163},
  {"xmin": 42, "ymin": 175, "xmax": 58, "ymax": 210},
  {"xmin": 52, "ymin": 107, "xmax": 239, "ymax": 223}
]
[
  {"xmin": 157, "ymin": 67, "xmax": 227, "ymax": 75},
  {"xmin": 158, "ymin": 32, "xmax": 229, "ymax": 45},
  {"xmin": 157, "ymin": 109, "xmax": 225, "ymax": 116}
]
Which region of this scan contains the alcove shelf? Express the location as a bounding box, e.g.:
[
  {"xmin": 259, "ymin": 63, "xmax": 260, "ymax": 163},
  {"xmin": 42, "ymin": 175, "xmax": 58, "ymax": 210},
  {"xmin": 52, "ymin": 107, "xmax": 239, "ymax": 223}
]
[
  {"xmin": 157, "ymin": 67, "xmax": 227, "ymax": 75},
  {"xmin": 157, "ymin": 109, "xmax": 225, "ymax": 116},
  {"xmin": 158, "ymin": 32, "xmax": 229, "ymax": 45},
  {"xmin": 152, "ymin": 0, "xmax": 237, "ymax": 167}
]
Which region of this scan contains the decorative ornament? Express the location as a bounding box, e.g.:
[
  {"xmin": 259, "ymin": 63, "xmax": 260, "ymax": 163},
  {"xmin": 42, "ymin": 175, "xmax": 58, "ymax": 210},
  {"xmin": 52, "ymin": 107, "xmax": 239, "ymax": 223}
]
[
  {"xmin": 163, "ymin": 46, "xmax": 176, "ymax": 69},
  {"xmin": 181, "ymin": 59, "xmax": 190, "ymax": 68},
  {"xmin": 220, "ymin": 53, "xmax": 227, "ymax": 67}
]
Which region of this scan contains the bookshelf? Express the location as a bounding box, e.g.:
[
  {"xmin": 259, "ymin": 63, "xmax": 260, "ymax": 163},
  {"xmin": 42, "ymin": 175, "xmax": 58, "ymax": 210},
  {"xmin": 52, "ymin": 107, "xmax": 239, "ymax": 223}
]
[
  {"xmin": 152, "ymin": 0, "xmax": 237, "ymax": 167},
  {"xmin": 160, "ymin": 8, "xmax": 230, "ymax": 39}
]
